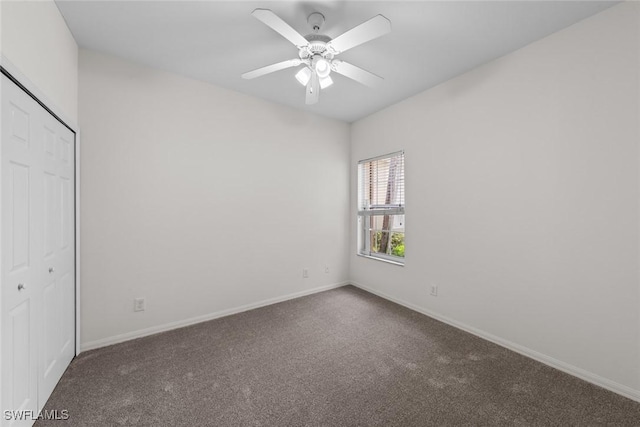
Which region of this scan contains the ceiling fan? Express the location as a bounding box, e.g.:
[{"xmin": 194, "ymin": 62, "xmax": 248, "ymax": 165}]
[{"xmin": 241, "ymin": 9, "xmax": 391, "ymax": 105}]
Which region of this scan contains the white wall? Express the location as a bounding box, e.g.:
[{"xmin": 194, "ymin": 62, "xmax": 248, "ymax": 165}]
[
  {"xmin": 350, "ymin": 2, "xmax": 640, "ymax": 397},
  {"xmin": 79, "ymin": 49, "xmax": 350, "ymax": 348},
  {"xmin": 0, "ymin": 0, "xmax": 78, "ymax": 123}
]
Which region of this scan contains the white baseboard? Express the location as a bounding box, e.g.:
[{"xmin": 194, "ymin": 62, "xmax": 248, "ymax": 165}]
[
  {"xmin": 350, "ymin": 281, "xmax": 640, "ymax": 403},
  {"xmin": 81, "ymin": 281, "xmax": 348, "ymax": 352}
]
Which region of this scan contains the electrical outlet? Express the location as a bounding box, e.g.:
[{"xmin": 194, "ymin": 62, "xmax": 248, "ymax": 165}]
[
  {"xmin": 303, "ymin": 269, "xmax": 309, "ymax": 278},
  {"xmin": 430, "ymin": 285, "xmax": 438, "ymax": 297},
  {"xmin": 134, "ymin": 298, "xmax": 146, "ymax": 312}
]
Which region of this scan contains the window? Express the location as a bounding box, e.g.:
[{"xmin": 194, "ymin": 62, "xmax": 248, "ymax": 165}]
[{"xmin": 357, "ymin": 151, "xmax": 405, "ymax": 264}]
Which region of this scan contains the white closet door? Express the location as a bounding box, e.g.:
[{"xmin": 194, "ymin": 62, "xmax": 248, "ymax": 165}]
[
  {"xmin": 1, "ymin": 73, "xmax": 76, "ymax": 424},
  {"xmin": 38, "ymin": 102, "xmax": 75, "ymax": 407},
  {"xmin": 1, "ymin": 75, "xmax": 42, "ymax": 426}
]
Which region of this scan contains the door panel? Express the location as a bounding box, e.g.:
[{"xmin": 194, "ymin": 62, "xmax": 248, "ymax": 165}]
[
  {"xmin": 43, "ymin": 172, "xmax": 56, "ymax": 259},
  {"xmin": 44, "ymin": 127, "xmax": 56, "ymax": 160},
  {"xmin": 42, "ymin": 280, "xmax": 58, "ymax": 378},
  {"xmin": 9, "ymin": 163, "xmax": 30, "ymax": 271},
  {"xmin": 60, "ymin": 273, "xmax": 74, "ymax": 354},
  {"xmin": 9, "ymin": 301, "xmax": 32, "ymax": 412},
  {"xmin": 9, "ymin": 102, "xmax": 29, "ymax": 147},
  {"xmin": 58, "ymin": 135, "xmax": 71, "ymax": 165},
  {"xmin": 60, "ymin": 178, "xmax": 71, "ymax": 250}
]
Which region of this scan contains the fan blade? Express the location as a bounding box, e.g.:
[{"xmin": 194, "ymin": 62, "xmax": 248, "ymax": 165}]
[
  {"xmin": 327, "ymin": 15, "xmax": 391, "ymax": 54},
  {"xmin": 252, "ymin": 9, "xmax": 309, "ymax": 48},
  {"xmin": 242, "ymin": 59, "xmax": 301, "ymax": 79},
  {"xmin": 332, "ymin": 60, "xmax": 383, "ymax": 87},
  {"xmin": 306, "ymin": 70, "xmax": 320, "ymax": 105}
]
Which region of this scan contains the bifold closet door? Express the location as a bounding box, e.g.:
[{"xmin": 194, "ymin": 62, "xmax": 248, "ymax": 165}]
[{"xmin": 1, "ymin": 73, "xmax": 75, "ymax": 424}]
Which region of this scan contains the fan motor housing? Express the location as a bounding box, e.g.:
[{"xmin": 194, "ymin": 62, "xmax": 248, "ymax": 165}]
[
  {"xmin": 299, "ymin": 34, "xmax": 333, "ymax": 60},
  {"xmin": 306, "ymin": 34, "xmax": 331, "ymax": 44}
]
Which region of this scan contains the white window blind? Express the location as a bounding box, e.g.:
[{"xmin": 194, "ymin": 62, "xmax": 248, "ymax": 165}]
[
  {"xmin": 358, "ymin": 151, "xmax": 405, "ymax": 214},
  {"xmin": 357, "ymin": 151, "xmax": 405, "ymax": 263}
]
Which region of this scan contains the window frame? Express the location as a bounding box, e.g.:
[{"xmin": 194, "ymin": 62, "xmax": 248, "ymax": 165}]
[{"xmin": 357, "ymin": 150, "xmax": 405, "ymax": 266}]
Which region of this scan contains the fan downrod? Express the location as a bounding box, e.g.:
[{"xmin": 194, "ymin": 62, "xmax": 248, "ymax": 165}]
[{"xmin": 307, "ymin": 12, "xmax": 325, "ymax": 33}]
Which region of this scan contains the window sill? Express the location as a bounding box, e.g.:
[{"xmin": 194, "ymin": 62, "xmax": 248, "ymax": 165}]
[{"xmin": 357, "ymin": 253, "xmax": 405, "ymax": 267}]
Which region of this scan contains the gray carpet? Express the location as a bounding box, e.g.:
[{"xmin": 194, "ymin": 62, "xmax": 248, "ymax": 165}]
[{"xmin": 37, "ymin": 285, "xmax": 640, "ymax": 426}]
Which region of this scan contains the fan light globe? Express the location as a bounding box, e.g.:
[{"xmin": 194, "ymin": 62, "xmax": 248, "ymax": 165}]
[
  {"xmin": 320, "ymin": 75, "xmax": 333, "ymax": 89},
  {"xmin": 295, "ymin": 67, "xmax": 312, "ymax": 86},
  {"xmin": 314, "ymin": 58, "xmax": 331, "ymax": 78}
]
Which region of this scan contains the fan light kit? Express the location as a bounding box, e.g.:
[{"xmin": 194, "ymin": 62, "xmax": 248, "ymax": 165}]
[
  {"xmin": 295, "ymin": 68, "xmax": 333, "ymax": 89},
  {"xmin": 241, "ymin": 9, "xmax": 391, "ymax": 105}
]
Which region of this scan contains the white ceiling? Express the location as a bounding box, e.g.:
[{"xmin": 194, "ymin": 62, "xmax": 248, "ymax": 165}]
[{"xmin": 56, "ymin": 1, "xmax": 617, "ymax": 123}]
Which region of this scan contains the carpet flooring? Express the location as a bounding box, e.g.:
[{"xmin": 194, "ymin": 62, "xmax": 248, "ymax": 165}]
[{"xmin": 37, "ymin": 286, "xmax": 640, "ymax": 426}]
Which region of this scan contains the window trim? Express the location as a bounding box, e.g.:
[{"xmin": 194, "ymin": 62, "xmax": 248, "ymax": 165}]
[
  {"xmin": 357, "ymin": 150, "xmax": 405, "ymax": 265},
  {"xmin": 357, "ymin": 252, "xmax": 405, "ymax": 266}
]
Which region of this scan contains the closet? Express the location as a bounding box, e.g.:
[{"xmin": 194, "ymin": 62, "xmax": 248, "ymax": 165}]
[{"xmin": 1, "ymin": 72, "xmax": 76, "ymax": 424}]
